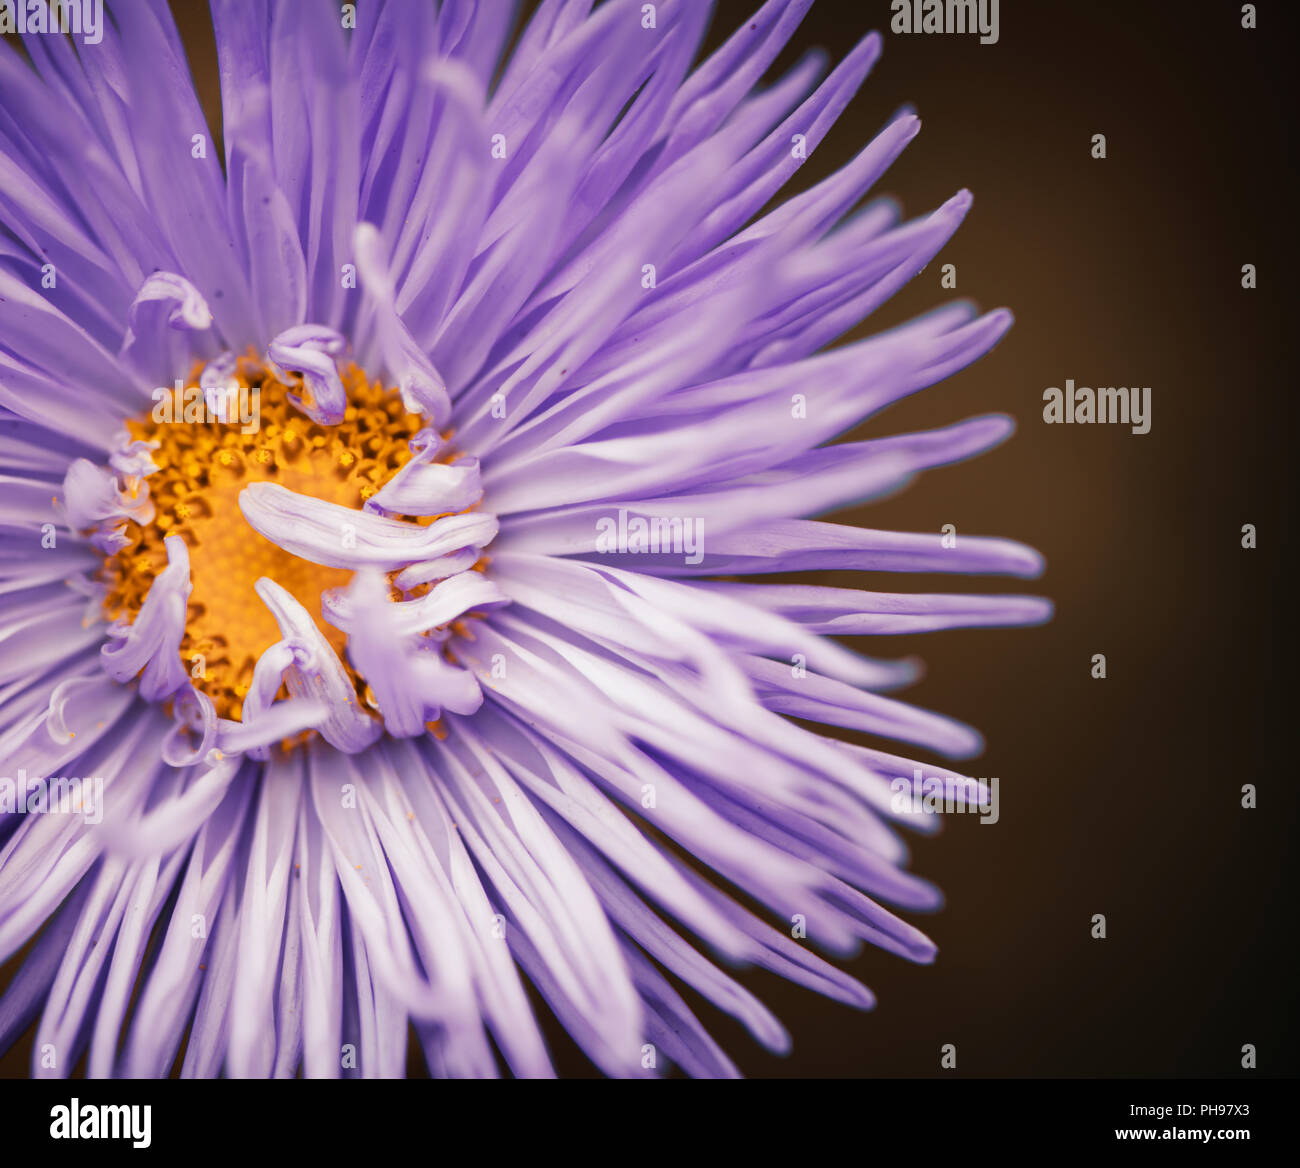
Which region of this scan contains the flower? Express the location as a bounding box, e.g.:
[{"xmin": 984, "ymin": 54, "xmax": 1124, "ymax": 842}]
[{"xmin": 0, "ymin": 0, "xmax": 1050, "ymax": 1078}]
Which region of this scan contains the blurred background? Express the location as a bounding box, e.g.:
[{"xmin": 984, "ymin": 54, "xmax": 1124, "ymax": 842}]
[{"xmin": 3, "ymin": 0, "xmax": 1294, "ymax": 1077}]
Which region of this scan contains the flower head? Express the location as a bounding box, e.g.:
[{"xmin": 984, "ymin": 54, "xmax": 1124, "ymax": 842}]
[{"xmin": 0, "ymin": 0, "xmax": 1048, "ymax": 1077}]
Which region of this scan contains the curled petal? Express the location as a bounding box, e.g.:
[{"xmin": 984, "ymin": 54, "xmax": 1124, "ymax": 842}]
[
  {"xmin": 100, "ymin": 534, "xmax": 191, "ymax": 701},
  {"xmin": 217, "ymin": 696, "xmax": 329, "ymax": 760},
  {"xmin": 198, "ymin": 351, "xmax": 247, "ymax": 421},
  {"xmin": 239, "ymin": 481, "xmax": 497, "ymax": 571},
  {"xmin": 119, "ymin": 272, "xmax": 215, "ymax": 387},
  {"xmin": 161, "ymin": 687, "xmax": 220, "ymax": 769},
  {"xmin": 108, "ymin": 438, "xmax": 159, "ymax": 480},
  {"xmin": 253, "ymin": 577, "xmax": 383, "ymax": 754},
  {"xmin": 324, "ymin": 567, "xmax": 508, "ymax": 640},
  {"xmin": 199, "ymin": 351, "xmax": 240, "ymax": 392},
  {"xmin": 392, "ymin": 548, "xmax": 485, "ymax": 593},
  {"xmin": 238, "ymin": 642, "xmax": 297, "ymax": 747},
  {"xmin": 326, "ymin": 570, "xmax": 491, "ymax": 737},
  {"xmin": 364, "ymin": 441, "xmax": 483, "ymax": 518},
  {"xmin": 266, "ymin": 324, "xmax": 348, "ymax": 424},
  {"xmin": 61, "ymin": 458, "xmax": 154, "ymax": 552}
]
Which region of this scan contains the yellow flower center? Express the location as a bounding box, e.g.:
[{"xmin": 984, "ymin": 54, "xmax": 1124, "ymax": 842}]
[{"xmin": 101, "ymin": 355, "xmax": 427, "ymax": 722}]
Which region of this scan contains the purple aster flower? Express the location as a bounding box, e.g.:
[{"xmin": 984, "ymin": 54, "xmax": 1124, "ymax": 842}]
[{"xmin": 0, "ymin": 0, "xmax": 1050, "ymax": 1078}]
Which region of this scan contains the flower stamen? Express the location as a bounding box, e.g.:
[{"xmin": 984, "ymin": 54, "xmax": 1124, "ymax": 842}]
[{"xmin": 101, "ymin": 356, "xmax": 428, "ymax": 721}]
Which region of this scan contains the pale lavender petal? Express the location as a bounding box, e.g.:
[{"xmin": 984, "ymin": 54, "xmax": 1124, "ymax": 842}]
[
  {"xmin": 252, "ymin": 578, "xmax": 383, "ymax": 755},
  {"xmin": 265, "ymin": 324, "xmax": 348, "ymax": 424},
  {"xmin": 99, "ymin": 534, "xmax": 191, "ymax": 700},
  {"xmin": 118, "ymin": 272, "xmax": 215, "ymax": 387},
  {"xmin": 239, "ymin": 481, "xmax": 498, "ymax": 571}
]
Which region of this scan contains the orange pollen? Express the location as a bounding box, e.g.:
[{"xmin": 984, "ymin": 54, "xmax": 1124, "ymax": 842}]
[{"xmin": 100, "ymin": 355, "xmax": 434, "ymax": 723}]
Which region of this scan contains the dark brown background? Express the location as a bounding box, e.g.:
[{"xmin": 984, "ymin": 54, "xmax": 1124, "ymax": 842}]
[{"xmin": 3, "ymin": 0, "xmax": 1294, "ymax": 1078}]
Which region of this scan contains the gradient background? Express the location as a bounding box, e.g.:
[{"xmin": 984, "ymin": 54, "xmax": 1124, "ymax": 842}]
[{"xmin": 2, "ymin": 0, "xmax": 1294, "ymax": 1077}]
